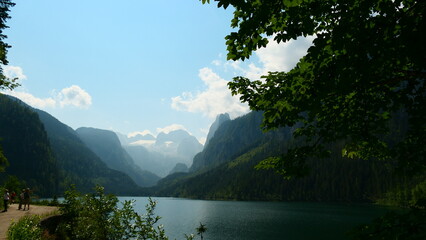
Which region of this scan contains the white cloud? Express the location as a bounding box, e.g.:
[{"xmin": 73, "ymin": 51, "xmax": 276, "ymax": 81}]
[
  {"xmin": 129, "ymin": 139, "xmax": 156, "ymax": 147},
  {"xmin": 58, "ymin": 85, "xmax": 92, "ymax": 109},
  {"xmin": 2, "ymin": 65, "xmax": 27, "ymax": 80},
  {"xmin": 211, "ymin": 60, "xmax": 221, "ymax": 66},
  {"xmin": 171, "ymin": 67, "xmax": 249, "ymax": 119},
  {"xmin": 256, "ymin": 36, "xmax": 314, "ymax": 72},
  {"xmin": 223, "ymin": 36, "xmax": 315, "ymax": 80},
  {"xmin": 2, "ymin": 85, "xmax": 92, "ymax": 110},
  {"xmin": 171, "ymin": 36, "xmax": 313, "ymax": 122},
  {"xmin": 156, "ymin": 124, "xmax": 188, "ymax": 134},
  {"xmin": 244, "ymin": 63, "xmax": 264, "ymax": 80},
  {"xmin": 128, "ymin": 130, "xmax": 154, "ymax": 138},
  {"xmin": 4, "ymin": 90, "xmax": 56, "ymax": 109}
]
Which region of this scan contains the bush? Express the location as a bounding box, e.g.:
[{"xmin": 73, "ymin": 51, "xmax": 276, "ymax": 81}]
[
  {"xmin": 351, "ymin": 208, "xmax": 426, "ymax": 240},
  {"xmin": 7, "ymin": 185, "xmax": 199, "ymax": 240},
  {"xmin": 7, "ymin": 215, "xmax": 42, "ymax": 240},
  {"xmin": 58, "ymin": 185, "xmax": 169, "ymax": 240}
]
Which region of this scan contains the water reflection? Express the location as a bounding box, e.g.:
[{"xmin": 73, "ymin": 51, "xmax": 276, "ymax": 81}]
[{"xmin": 119, "ymin": 197, "xmax": 394, "ymax": 240}]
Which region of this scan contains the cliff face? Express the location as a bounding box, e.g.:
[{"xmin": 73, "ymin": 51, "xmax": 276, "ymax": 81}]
[{"xmin": 190, "ymin": 111, "xmax": 264, "ymax": 172}]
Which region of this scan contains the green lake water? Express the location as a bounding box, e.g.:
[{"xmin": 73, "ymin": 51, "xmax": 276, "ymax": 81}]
[{"xmin": 118, "ymin": 197, "xmax": 395, "ymax": 240}]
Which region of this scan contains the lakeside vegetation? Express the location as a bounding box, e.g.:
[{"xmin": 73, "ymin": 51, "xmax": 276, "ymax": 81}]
[
  {"xmin": 6, "ymin": 186, "xmax": 205, "ymax": 240},
  {"xmin": 4, "ymin": 186, "xmax": 424, "ymax": 240}
]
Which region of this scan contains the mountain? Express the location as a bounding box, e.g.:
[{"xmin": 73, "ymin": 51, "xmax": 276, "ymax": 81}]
[
  {"xmin": 120, "ymin": 129, "xmax": 203, "ymax": 177},
  {"xmin": 0, "ymin": 94, "xmax": 58, "ymax": 197},
  {"xmin": 0, "ymin": 94, "xmax": 142, "ymax": 196},
  {"xmin": 154, "ymin": 111, "xmax": 398, "ymax": 202},
  {"xmin": 168, "ymin": 163, "xmax": 188, "ymax": 175},
  {"xmin": 154, "ymin": 130, "xmax": 203, "ymax": 162},
  {"xmin": 204, "ymin": 113, "xmax": 230, "ymax": 148},
  {"xmin": 177, "ymin": 135, "xmax": 204, "ymax": 160},
  {"xmin": 190, "ymin": 111, "xmax": 264, "ymax": 172},
  {"xmin": 76, "ymin": 127, "xmax": 160, "ymax": 187},
  {"xmin": 35, "ymin": 109, "xmax": 145, "ymax": 195},
  {"xmin": 116, "ymin": 132, "xmax": 131, "ymax": 146},
  {"xmin": 124, "ymin": 145, "xmax": 180, "ymax": 178}
]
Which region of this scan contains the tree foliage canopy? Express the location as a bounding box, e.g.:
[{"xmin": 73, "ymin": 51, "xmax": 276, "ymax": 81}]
[
  {"xmin": 59, "ymin": 186, "xmax": 169, "ymax": 240},
  {"xmin": 202, "ymin": 0, "xmax": 426, "ymax": 177},
  {"xmin": 0, "ymin": 0, "xmax": 17, "ymax": 90},
  {"xmin": 0, "ymin": 0, "xmax": 16, "ymax": 172}
]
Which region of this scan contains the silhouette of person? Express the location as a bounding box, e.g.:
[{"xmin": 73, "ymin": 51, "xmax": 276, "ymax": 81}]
[
  {"xmin": 23, "ymin": 188, "xmax": 31, "ymax": 211},
  {"xmin": 18, "ymin": 189, "xmax": 24, "ymax": 210},
  {"xmin": 2, "ymin": 189, "xmax": 9, "ymax": 212}
]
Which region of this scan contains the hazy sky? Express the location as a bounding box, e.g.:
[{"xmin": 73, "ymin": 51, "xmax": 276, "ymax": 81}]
[{"xmin": 2, "ymin": 0, "xmax": 313, "ymax": 144}]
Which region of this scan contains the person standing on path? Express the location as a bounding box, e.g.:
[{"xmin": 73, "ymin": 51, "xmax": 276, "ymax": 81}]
[
  {"xmin": 18, "ymin": 189, "xmax": 24, "ymax": 210},
  {"xmin": 22, "ymin": 188, "xmax": 30, "ymax": 211},
  {"xmin": 2, "ymin": 189, "xmax": 9, "ymax": 212}
]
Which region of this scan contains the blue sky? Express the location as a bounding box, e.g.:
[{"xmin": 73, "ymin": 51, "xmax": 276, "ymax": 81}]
[{"xmin": 2, "ymin": 0, "xmax": 313, "ymax": 144}]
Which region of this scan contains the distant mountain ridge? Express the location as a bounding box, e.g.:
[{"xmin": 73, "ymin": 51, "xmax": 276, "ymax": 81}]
[
  {"xmin": 118, "ymin": 129, "xmax": 203, "ymax": 177},
  {"xmin": 76, "ymin": 127, "xmax": 160, "ymax": 187},
  {"xmin": 169, "ymin": 163, "xmax": 189, "ymax": 175}
]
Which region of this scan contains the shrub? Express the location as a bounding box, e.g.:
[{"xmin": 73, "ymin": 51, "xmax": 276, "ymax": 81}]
[
  {"xmin": 7, "ymin": 215, "xmax": 42, "ymax": 240},
  {"xmin": 58, "ymin": 185, "xmax": 169, "ymax": 240},
  {"xmin": 8, "ymin": 185, "xmax": 199, "ymax": 239}
]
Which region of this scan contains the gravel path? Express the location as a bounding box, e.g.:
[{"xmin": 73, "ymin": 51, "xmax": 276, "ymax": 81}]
[{"xmin": 0, "ymin": 203, "xmax": 59, "ymax": 240}]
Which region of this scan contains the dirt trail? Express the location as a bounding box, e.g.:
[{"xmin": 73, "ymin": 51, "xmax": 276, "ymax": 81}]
[{"xmin": 0, "ymin": 203, "xmax": 58, "ymax": 240}]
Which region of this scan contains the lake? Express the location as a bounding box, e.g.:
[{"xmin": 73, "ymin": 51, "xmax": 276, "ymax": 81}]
[{"xmin": 118, "ymin": 197, "xmax": 394, "ymax": 240}]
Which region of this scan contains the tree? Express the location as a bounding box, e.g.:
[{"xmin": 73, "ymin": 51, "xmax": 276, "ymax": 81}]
[
  {"xmin": 0, "ymin": 0, "xmax": 16, "ymax": 173},
  {"xmin": 201, "ymin": 0, "xmax": 426, "ymax": 178},
  {"xmin": 0, "ymin": 0, "xmax": 17, "ymax": 90},
  {"xmin": 3, "ymin": 175, "xmax": 24, "ymax": 194},
  {"xmin": 0, "ymin": 143, "xmax": 8, "ymax": 172},
  {"xmin": 58, "ymin": 185, "xmax": 169, "ymax": 239}
]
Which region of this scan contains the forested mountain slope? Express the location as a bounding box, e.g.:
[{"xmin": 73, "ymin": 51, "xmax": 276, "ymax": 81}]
[
  {"xmin": 0, "ymin": 94, "xmax": 143, "ymax": 196},
  {"xmin": 190, "ymin": 112, "xmax": 265, "ymax": 172},
  {"xmin": 0, "ymin": 94, "xmax": 58, "ymax": 196},
  {"xmin": 35, "ymin": 109, "xmax": 144, "ymax": 195},
  {"xmin": 154, "ymin": 111, "xmax": 400, "ymax": 202}
]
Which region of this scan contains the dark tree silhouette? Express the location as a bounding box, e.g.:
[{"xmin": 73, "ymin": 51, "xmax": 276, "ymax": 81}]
[
  {"xmin": 0, "ymin": 0, "xmax": 17, "ymax": 90},
  {"xmin": 0, "ymin": 0, "xmax": 16, "ymax": 172},
  {"xmin": 202, "ymin": 0, "xmax": 426, "ymax": 178}
]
